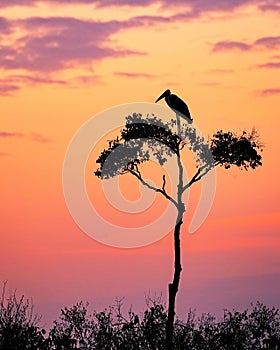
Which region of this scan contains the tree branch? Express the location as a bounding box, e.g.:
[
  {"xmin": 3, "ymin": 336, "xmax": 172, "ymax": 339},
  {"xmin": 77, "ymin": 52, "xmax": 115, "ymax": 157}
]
[
  {"xmin": 126, "ymin": 166, "xmax": 179, "ymax": 209},
  {"xmin": 182, "ymin": 163, "xmax": 213, "ymax": 192}
]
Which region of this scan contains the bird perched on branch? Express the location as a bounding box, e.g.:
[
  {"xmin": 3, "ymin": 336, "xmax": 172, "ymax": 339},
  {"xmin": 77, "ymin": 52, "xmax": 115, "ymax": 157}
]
[{"xmin": 155, "ymin": 89, "xmax": 193, "ymax": 123}]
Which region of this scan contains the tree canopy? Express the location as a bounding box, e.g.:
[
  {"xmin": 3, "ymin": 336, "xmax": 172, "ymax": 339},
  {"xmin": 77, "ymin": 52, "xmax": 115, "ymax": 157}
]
[{"xmin": 95, "ymin": 113, "xmax": 263, "ymax": 180}]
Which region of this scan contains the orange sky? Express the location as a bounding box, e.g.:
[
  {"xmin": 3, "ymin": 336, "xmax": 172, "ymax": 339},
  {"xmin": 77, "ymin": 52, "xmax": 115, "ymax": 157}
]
[{"xmin": 0, "ymin": 0, "xmax": 280, "ymax": 325}]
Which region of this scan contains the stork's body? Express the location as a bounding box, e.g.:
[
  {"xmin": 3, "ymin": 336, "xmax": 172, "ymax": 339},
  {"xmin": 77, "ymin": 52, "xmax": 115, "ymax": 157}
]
[{"xmin": 155, "ymin": 89, "xmax": 193, "ymax": 123}]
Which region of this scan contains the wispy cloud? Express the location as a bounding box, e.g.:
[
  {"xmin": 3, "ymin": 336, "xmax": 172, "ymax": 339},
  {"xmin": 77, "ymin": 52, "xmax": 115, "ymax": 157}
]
[
  {"xmin": 212, "ymin": 41, "xmax": 252, "ymax": 52},
  {"xmin": 209, "ymin": 68, "xmax": 235, "ymax": 74},
  {"xmin": 0, "ymin": 75, "xmax": 66, "ymax": 86},
  {"xmin": 254, "ymin": 36, "xmax": 280, "ymax": 49},
  {"xmin": 72, "ymin": 75, "xmax": 103, "ymax": 86},
  {"xmin": 0, "ymin": 131, "xmax": 50, "ymax": 143},
  {"xmin": 0, "ymin": 16, "xmax": 11, "ymax": 33},
  {"xmin": 0, "ymin": 131, "xmax": 24, "ymax": 138},
  {"xmin": 212, "ymin": 36, "xmax": 280, "ymax": 53},
  {"xmin": 258, "ymin": 88, "xmax": 280, "ymax": 96},
  {"xmin": 0, "ymin": 17, "xmax": 146, "ymax": 74},
  {"xmin": 0, "ymin": 85, "xmax": 20, "ymax": 96},
  {"xmin": 7, "ymin": 75, "xmax": 67, "ymax": 85},
  {"xmin": 271, "ymin": 54, "xmax": 280, "ymax": 59},
  {"xmin": 0, "ymin": 3, "xmax": 279, "ymax": 96},
  {"xmin": 114, "ymin": 72, "xmax": 156, "ymax": 79},
  {"xmin": 256, "ymin": 62, "xmax": 280, "ymax": 69},
  {"xmin": 0, "ymin": 74, "xmax": 67, "ymax": 96},
  {"xmin": 199, "ymin": 82, "xmax": 221, "ymax": 86},
  {"xmin": 0, "ymin": 16, "xmax": 152, "ymax": 95},
  {"xmin": 28, "ymin": 133, "xmax": 50, "ymax": 143},
  {"xmin": 0, "ymin": 0, "xmax": 276, "ymax": 16},
  {"xmin": 0, "ymin": 0, "xmax": 280, "ymax": 20},
  {"xmin": 259, "ymin": 2, "xmax": 280, "ymax": 13}
]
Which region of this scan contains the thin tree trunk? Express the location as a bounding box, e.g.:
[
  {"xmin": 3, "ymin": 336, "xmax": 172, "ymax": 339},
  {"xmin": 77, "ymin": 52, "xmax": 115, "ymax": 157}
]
[
  {"xmin": 166, "ymin": 113, "xmax": 185, "ymax": 349},
  {"xmin": 166, "ymin": 211, "xmax": 184, "ymax": 349}
]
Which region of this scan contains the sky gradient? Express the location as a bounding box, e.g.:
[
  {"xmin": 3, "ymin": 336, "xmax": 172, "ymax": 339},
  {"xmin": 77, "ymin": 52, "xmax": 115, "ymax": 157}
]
[{"xmin": 1, "ymin": 0, "xmax": 280, "ymax": 327}]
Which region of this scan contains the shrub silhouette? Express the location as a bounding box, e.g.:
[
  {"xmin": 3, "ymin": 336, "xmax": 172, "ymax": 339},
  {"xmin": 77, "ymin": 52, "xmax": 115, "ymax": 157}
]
[
  {"xmin": 0, "ymin": 282, "xmax": 47, "ymax": 350},
  {"xmin": 1, "ymin": 284, "xmax": 280, "ymax": 349}
]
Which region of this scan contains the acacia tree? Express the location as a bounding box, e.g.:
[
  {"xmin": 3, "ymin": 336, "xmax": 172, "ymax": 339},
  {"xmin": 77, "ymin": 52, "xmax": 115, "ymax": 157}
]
[{"xmin": 94, "ymin": 112, "xmax": 263, "ymax": 349}]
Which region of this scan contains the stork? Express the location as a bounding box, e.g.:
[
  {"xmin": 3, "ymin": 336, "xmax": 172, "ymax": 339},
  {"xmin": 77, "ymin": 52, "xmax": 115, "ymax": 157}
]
[{"xmin": 155, "ymin": 89, "xmax": 193, "ymax": 124}]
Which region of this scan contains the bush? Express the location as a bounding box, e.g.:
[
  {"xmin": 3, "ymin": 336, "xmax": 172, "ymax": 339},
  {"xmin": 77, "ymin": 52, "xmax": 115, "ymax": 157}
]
[
  {"xmin": 1, "ymin": 283, "xmax": 279, "ymax": 349},
  {"xmin": 0, "ymin": 282, "xmax": 47, "ymax": 350}
]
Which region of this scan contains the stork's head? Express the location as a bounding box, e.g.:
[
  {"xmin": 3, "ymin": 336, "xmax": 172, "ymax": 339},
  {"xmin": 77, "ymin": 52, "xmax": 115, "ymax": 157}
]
[{"xmin": 155, "ymin": 89, "xmax": 171, "ymax": 103}]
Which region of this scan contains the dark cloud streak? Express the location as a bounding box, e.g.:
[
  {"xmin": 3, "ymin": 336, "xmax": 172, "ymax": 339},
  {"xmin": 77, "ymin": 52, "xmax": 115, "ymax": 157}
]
[
  {"xmin": 0, "ymin": 85, "xmax": 20, "ymax": 96},
  {"xmin": 212, "ymin": 36, "xmax": 280, "ymax": 53},
  {"xmin": 212, "ymin": 40, "xmax": 252, "ymax": 52},
  {"xmin": 256, "ymin": 62, "xmax": 280, "ymax": 69},
  {"xmin": 114, "ymin": 72, "xmax": 156, "ymax": 78},
  {"xmin": 0, "ymin": 131, "xmax": 24, "ymax": 138},
  {"xmin": 258, "ymin": 88, "xmax": 280, "ymax": 96},
  {"xmin": 254, "ymin": 36, "xmax": 280, "ymax": 49},
  {"xmin": 0, "ymin": 131, "xmax": 50, "ymax": 143}
]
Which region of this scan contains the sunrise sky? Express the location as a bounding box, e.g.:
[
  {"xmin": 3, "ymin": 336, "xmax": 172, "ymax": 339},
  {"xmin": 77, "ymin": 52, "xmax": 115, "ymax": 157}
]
[{"xmin": 1, "ymin": 0, "xmax": 280, "ymax": 327}]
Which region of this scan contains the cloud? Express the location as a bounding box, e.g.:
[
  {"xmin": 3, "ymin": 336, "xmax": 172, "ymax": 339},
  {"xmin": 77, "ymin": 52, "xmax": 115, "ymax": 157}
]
[
  {"xmin": 0, "ymin": 3, "xmax": 278, "ymax": 91},
  {"xmin": 0, "ymin": 131, "xmax": 24, "ymax": 138},
  {"xmin": 259, "ymin": 2, "xmax": 280, "ymax": 13},
  {"xmin": 212, "ymin": 36, "xmax": 280, "ymax": 53},
  {"xmin": 258, "ymin": 88, "xmax": 280, "ymax": 96},
  {"xmin": 10, "ymin": 75, "xmax": 67, "ymax": 85},
  {"xmin": 0, "ymin": 16, "xmax": 152, "ymax": 94},
  {"xmin": 0, "ymin": 74, "xmax": 67, "ymax": 96},
  {"xmin": 0, "ymin": 75, "xmax": 67, "ymax": 85},
  {"xmin": 254, "ymin": 36, "xmax": 280, "ymax": 49},
  {"xmin": 72, "ymin": 75, "xmax": 103, "ymax": 86},
  {"xmin": 114, "ymin": 72, "xmax": 156, "ymax": 79},
  {"xmin": 0, "ymin": 17, "xmax": 11, "ymax": 33},
  {"xmin": 0, "ymin": 131, "xmax": 50, "ymax": 142},
  {"xmin": 209, "ymin": 69, "xmax": 235, "ymax": 74},
  {"xmin": 0, "ymin": 0, "xmax": 36, "ymax": 7},
  {"xmin": 256, "ymin": 62, "xmax": 280, "ymax": 69},
  {"xmin": 0, "ymin": 17, "xmax": 145, "ymax": 74},
  {"xmin": 0, "ymin": 0, "xmax": 279, "ymax": 19},
  {"xmin": 0, "ymin": 84, "xmax": 20, "ymax": 96},
  {"xmin": 28, "ymin": 133, "xmax": 50, "ymax": 143},
  {"xmin": 2, "ymin": 0, "xmax": 279, "ymax": 18},
  {"xmin": 212, "ymin": 40, "xmax": 252, "ymax": 52},
  {"xmin": 0, "ymin": 0, "xmax": 265, "ymax": 13},
  {"xmin": 199, "ymin": 82, "xmax": 221, "ymax": 86}
]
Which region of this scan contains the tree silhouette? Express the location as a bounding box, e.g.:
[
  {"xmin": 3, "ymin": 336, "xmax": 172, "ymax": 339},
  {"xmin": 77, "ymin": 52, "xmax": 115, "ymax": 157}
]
[{"xmin": 94, "ymin": 112, "xmax": 263, "ymax": 349}]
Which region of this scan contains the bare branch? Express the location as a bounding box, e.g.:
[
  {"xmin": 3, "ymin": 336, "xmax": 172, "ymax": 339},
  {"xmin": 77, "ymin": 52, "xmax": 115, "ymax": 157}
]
[
  {"xmin": 162, "ymin": 174, "xmax": 166, "ymax": 193},
  {"xmin": 126, "ymin": 167, "xmax": 179, "ymax": 209},
  {"xmin": 182, "ymin": 163, "xmax": 213, "ymax": 192}
]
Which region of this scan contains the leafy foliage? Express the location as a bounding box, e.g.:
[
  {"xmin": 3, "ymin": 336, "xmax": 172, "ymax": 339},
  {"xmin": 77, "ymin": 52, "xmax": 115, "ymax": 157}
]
[
  {"xmin": 95, "ymin": 113, "xmax": 263, "ymax": 180},
  {"xmin": 210, "ymin": 129, "xmax": 263, "ymax": 170},
  {"xmin": 0, "ymin": 282, "xmax": 47, "ymax": 350},
  {"xmin": 95, "ymin": 113, "xmax": 215, "ymax": 180},
  {"xmin": 1, "ymin": 285, "xmax": 279, "ymax": 350},
  {"xmin": 95, "ymin": 113, "xmax": 179, "ymax": 179}
]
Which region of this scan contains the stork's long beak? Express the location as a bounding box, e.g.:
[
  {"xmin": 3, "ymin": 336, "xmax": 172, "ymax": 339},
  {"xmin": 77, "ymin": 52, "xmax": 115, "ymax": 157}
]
[{"xmin": 155, "ymin": 91, "xmax": 166, "ymax": 103}]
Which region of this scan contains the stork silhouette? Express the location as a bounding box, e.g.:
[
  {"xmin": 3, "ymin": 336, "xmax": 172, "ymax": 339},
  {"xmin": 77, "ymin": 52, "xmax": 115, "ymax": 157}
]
[{"xmin": 155, "ymin": 89, "xmax": 193, "ymax": 123}]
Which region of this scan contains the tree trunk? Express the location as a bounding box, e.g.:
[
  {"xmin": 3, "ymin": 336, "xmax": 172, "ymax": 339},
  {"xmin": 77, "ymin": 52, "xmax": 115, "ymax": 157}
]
[
  {"xmin": 165, "ymin": 113, "xmax": 185, "ymax": 349},
  {"xmin": 166, "ymin": 211, "xmax": 184, "ymax": 350}
]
